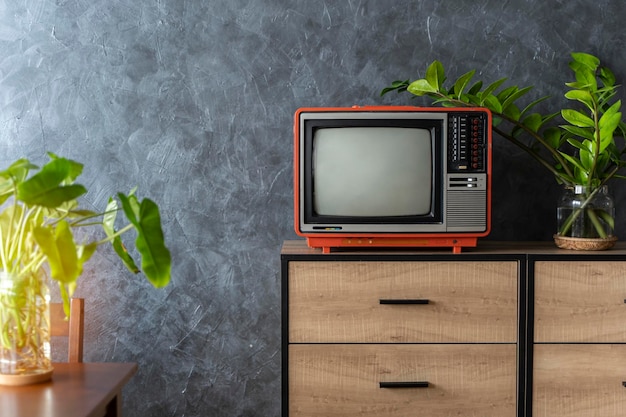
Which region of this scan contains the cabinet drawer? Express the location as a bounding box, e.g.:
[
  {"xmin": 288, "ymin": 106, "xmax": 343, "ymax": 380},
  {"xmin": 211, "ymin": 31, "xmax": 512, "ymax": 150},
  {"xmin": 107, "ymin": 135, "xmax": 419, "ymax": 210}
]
[
  {"xmin": 533, "ymin": 344, "xmax": 626, "ymax": 417},
  {"xmin": 534, "ymin": 261, "xmax": 626, "ymax": 342},
  {"xmin": 289, "ymin": 344, "xmax": 517, "ymax": 417},
  {"xmin": 288, "ymin": 261, "xmax": 518, "ymax": 343}
]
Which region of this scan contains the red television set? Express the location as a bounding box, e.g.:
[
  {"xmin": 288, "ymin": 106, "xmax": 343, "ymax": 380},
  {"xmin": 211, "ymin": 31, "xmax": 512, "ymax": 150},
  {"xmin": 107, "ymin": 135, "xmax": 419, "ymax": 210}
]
[{"xmin": 294, "ymin": 106, "xmax": 492, "ymax": 253}]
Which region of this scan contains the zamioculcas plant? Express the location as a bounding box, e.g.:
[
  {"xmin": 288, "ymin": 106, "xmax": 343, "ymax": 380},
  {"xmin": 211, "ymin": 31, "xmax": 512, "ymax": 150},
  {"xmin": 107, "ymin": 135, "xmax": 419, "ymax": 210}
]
[
  {"xmin": 0, "ymin": 153, "xmax": 171, "ymax": 381},
  {"xmin": 382, "ymin": 52, "xmax": 626, "ymax": 242}
]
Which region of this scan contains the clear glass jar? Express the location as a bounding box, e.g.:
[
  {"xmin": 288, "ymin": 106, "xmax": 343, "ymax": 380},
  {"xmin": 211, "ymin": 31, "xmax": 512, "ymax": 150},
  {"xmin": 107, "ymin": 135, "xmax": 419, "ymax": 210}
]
[
  {"xmin": 0, "ymin": 269, "xmax": 52, "ymax": 385},
  {"xmin": 556, "ymin": 185, "xmax": 615, "ymax": 239}
]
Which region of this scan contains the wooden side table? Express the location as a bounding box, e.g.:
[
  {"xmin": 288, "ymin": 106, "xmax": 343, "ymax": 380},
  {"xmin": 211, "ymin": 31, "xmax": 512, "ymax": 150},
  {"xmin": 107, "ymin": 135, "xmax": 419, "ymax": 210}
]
[{"xmin": 0, "ymin": 362, "xmax": 137, "ymax": 417}]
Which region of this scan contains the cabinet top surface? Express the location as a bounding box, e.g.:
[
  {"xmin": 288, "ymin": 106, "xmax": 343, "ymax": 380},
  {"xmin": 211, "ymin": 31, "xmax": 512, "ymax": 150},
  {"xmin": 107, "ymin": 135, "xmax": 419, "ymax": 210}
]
[{"xmin": 281, "ymin": 240, "xmax": 626, "ymax": 259}]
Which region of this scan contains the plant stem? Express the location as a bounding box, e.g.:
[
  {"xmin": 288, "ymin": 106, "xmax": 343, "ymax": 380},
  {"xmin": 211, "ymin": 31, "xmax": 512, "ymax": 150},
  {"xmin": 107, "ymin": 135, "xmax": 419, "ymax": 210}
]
[{"xmin": 557, "ymin": 185, "xmax": 612, "ymax": 238}]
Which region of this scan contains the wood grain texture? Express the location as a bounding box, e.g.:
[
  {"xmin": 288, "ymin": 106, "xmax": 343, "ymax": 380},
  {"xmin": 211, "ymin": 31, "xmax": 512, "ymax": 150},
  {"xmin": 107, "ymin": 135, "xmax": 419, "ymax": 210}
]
[
  {"xmin": 289, "ymin": 344, "xmax": 517, "ymax": 417},
  {"xmin": 533, "ymin": 344, "xmax": 626, "ymax": 417},
  {"xmin": 289, "ymin": 261, "xmax": 518, "ymax": 342},
  {"xmin": 534, "ymin": 261, "xmax": 626, "ymax": 342},
  {"xmin": 50, "ymin": 298, "xmax": 85, "ymax": 363}
]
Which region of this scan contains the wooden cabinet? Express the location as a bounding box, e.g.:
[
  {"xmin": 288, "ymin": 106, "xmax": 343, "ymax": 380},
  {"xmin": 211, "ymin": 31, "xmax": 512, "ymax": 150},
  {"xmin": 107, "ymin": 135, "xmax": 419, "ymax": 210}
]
[
  {"xmin": 282, "ymin": 241, "xmax": 523, "ymax": 417},
  {"xmin": 282, "ymin": 241, "xmax": 626, "ymax": 417},
  {"xmin": 531, "ymin": 259, "xmax": 626, "ymax": 417}
]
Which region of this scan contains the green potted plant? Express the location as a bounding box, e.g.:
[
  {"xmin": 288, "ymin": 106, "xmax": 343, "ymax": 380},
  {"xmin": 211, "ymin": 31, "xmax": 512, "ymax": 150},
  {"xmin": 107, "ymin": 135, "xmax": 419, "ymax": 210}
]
[
  {"xmin": 0, "ymin": 153, "xmax": 171, "ymax": 384},
  {"xmin": 382, "ymin": 52, "xmax": 626, "ymax": 249}
]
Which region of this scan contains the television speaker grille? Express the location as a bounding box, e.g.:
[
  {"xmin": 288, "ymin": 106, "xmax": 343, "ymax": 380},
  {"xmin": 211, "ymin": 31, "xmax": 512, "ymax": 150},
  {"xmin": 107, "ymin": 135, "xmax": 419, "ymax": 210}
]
[{"xmin": 446, "ymin": 190, "xmax": 487, "ymax": 230}]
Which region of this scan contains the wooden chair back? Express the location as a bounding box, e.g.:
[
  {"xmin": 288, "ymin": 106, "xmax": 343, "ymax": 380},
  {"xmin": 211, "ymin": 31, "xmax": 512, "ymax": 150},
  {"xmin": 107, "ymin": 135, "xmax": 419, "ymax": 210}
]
[{"xmin": 49, "ymin": 298, "xmax": 85, "ymax": 363}]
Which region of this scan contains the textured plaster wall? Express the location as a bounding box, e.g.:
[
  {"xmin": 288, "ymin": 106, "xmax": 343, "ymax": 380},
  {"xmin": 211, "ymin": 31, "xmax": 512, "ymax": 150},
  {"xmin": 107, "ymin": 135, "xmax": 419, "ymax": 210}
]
[{"xmin": 0, "ymin": 0, "xmax": 625, "ymax": 415}]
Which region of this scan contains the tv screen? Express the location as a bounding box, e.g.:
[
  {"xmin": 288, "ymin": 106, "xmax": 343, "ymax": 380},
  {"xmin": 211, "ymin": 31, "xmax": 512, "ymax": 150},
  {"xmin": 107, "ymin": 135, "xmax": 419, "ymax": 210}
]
[{"xmin": 313, "ymin": 127, "xmax": 433, "ymax": 217}]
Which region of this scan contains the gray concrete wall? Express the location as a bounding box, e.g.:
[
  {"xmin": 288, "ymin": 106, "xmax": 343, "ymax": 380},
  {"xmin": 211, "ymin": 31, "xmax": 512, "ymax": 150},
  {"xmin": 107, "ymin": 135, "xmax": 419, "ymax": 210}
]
[{"xmin": 1, "ymin": 0, "xmax": 624, "ymax": 415}]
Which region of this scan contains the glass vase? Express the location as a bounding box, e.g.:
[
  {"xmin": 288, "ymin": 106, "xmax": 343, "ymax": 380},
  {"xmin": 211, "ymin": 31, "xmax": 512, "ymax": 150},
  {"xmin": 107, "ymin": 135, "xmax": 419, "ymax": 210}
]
[
  {"xmin": 0, "ymin": 269, "xmax": 52, "ymax": 385},
  {"xmin": 556, "ymin": 185, "xmax": 615, "ymax": 241}
]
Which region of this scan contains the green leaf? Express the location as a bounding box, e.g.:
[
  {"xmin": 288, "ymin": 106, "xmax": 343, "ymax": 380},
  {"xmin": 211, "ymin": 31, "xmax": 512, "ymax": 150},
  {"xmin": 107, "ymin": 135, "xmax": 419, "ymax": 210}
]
[
  {"xmin": 599, "ymin": 66, "xmax": 616, "ymax": 88},
  {"xmin": 33, "ymin": 221, "xmax": 80, "ymax": 284},
  {"xmin": 560, "ymin": 124, "xmax": 594, "ymax": 140},
  {"xmin": 559, "ymin": 152, "xmax": 586, "ymax": 172},
  {"xmin": 407, "ymin": 79, "xmax": 438, "ymax": 96},
  {"xmin": 477, "ymin": 78, "xmax": 506, "ymax": 98},
  {"xmin": 599, "ymin": 111, "xmax": 621, "ymax": 140},
  {"xmin": 380, "ymin": 79, "xmax": 410, "ymax": 96},
  {"xmin": 17, "ymin": 158, "xmax": 87, "ymax": 207},
  {"xmin": 572, "ymin": 66, "xmax": 598, "ymax": 91},
  {"xmin": 47, "ymin": 153, "xmax": 83, "ymax": 183},
  {"xmin": 496, "ymin": 86, "xmax": 518, "ymax": 102},
  {"xmin": 453, "ymin": 70, "xmax": 475, "ymax": 98},
  {"xmin": 467, "ymin": 80, "xmax": 483, "ymax": 95},
  {"xmin": 520, "ymin": 95, "xmax": 551, "ymax": 118},
  {"xmin": 0, "ymin": 158, "xmax": 36, "ymax": 182},
  {"xmin": 78, "ymin": 242, "xmax": 97, "ymax": 265},
  {"xmin": 561, "ymin": 109, "xmax": 595, "ymax": 128},
  {"xmin": 481, "ymin": 94, "xmax": 503, "ymax": 113},
  {"xmin": 578, "ymin": 146, "xmax": 594, "ymax": 170},
  {"xmin": 564, "ymin": 89, "xmax": 594, "ymax": 110},
  {"xmin": 544, "ymin": 127, "xmax": 563, "ymax": 149},
  {"xmin": 0, "ymin": 159, "xmax": 35, "ymax": 206},
  {"xmin": 425, "ymin": 60, "xmax": 445, "ymax": 91},
  {"xmin": 522, "ymin": 113, "xmax": 543, "ymax": 133},
  {"xmin": 599, "ymin": 100, "xmax": 621, "ymax": 126},
  {"xmin": 103, "ymin": 197, "xmax": 140, "ymax": 274},
  {"xmin": 501, "ymin": 85, "xmax": 534, "ymax": 112},
  {"xmin": 118, "ymin": 193, "xmax": 171, "ymax": 288},
  {"xmin": 571, "ymin": 52, "xmax": 600, "ymax": 71},
  {"xmin": 502, "ymin": 103, "xmax": 521, "ymax": 122}
]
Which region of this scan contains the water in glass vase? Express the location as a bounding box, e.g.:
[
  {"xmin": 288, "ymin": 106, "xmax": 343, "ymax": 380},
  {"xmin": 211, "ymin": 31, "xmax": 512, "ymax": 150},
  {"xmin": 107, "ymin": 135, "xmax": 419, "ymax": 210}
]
[{"xmin": 556, "ymin": 185, "xmax": 615, "ymax": 239}]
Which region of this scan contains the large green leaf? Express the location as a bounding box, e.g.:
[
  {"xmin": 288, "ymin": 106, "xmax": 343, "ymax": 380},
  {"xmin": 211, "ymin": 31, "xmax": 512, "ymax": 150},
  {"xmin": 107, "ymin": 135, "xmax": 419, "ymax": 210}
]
[
  {"xmin": 118, "ymin": 193, "xmax": 171, "ymax": 288},
  {"xmin": 17, "ymin": 158, "xmax": 86, "ymax": 207},
  {"xmin": 33, "ymin": 221, "xmax": 80, "ymax": 284},
  {"xmin": 47, "ymin": 153, "xmax": 83, "ymax": 182}
]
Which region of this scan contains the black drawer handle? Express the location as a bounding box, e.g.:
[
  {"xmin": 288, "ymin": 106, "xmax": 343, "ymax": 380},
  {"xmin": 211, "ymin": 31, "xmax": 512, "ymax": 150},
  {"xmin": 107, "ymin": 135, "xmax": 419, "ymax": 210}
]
[
  {"xmin": 380, "ymin": 299, "xmax": 429, "ymax": 305},
  {"xmin": 623, "ymin": 381, "xmax": 626, "ymax": 387},
  {"xmin": 380, "ymin": 381, "xmax": 429, "ymax": 388}
]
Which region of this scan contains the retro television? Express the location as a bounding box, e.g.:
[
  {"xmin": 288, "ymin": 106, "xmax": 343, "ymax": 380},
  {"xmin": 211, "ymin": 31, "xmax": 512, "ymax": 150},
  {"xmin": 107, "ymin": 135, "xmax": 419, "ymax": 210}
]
[{"xmin": 294, "ymin": 106, "xmax": 492, "ymax": 253}]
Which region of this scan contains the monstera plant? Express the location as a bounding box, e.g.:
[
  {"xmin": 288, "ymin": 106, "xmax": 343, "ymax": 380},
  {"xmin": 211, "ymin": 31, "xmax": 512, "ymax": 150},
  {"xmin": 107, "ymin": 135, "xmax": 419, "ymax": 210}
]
[
  {"xmin": 382, "ymin": 52, "xmax": 626, "ymax": 247},
  {"xmin": 0, "ymin": 153, "xmax": 171, "ymax": 383}
]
